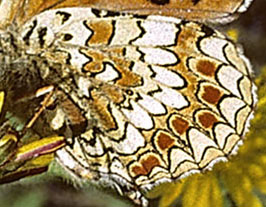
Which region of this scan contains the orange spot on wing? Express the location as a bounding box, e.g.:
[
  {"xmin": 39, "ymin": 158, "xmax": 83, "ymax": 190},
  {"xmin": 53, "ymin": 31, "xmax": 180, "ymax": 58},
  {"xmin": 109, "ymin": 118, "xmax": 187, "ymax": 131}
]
[
  {"xmin": 131, "ymin": 166, "xmax": 147, "ymax": 176},
  {"xmin": 196, "ymin": 60, "xmax": 216, "ymax": 76},
  {"xmin": 156, "ymin": 131, "xmax": 175, "ymax": 150},
  {"xmin": 85, "ymin": 20, "xmax": 113, "ymax": 45},
  {"xmin": 80, "ymin": 49, "xmax": 105, "ymax": 73},
  {"xmin": 171, "ymin": 116, "xmax": 189, "ymax": 135},
  {"xmin": 111, "ymin": 57, "xmax": 143, "ymax": 87},
  {"xmin": 198, "ymin": 112, "xmax": 218, "ymax": 128},
  {"xmin": 132, "ymin": 155, "xmax": 160, "ymax": 176},
  {"xmin": 202, "ymin": 85, "xmax": 222, "ymax": 105}
]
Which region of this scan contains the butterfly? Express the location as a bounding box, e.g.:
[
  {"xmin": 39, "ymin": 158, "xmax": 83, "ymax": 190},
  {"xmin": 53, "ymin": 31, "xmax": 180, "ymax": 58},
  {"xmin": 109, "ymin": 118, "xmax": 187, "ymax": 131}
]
[{"xmin": 0, "ymin": 0, "xmax": 256, "ymax": 206}]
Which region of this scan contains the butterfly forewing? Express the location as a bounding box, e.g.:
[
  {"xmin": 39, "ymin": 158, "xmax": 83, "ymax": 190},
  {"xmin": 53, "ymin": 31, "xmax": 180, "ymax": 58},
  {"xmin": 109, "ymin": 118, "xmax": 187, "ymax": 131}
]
[
  {"xmin": 11, "ymin": 7, "xmax": 256, "ymax": 206},
  {"xmin": 8, "ymin": 0, "xmax": 254, "ymax": 26}
]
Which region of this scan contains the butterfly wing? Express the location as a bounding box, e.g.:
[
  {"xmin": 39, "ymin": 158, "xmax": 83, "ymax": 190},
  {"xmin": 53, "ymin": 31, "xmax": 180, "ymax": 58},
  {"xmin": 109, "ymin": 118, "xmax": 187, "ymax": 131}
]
[
  {"xmin": 2, "ymin": 0, "xmax": 254, "ymax": 27},
  {"xmin": 16, "ymin": 7, "xmax": 256, "ymax": 205}
]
